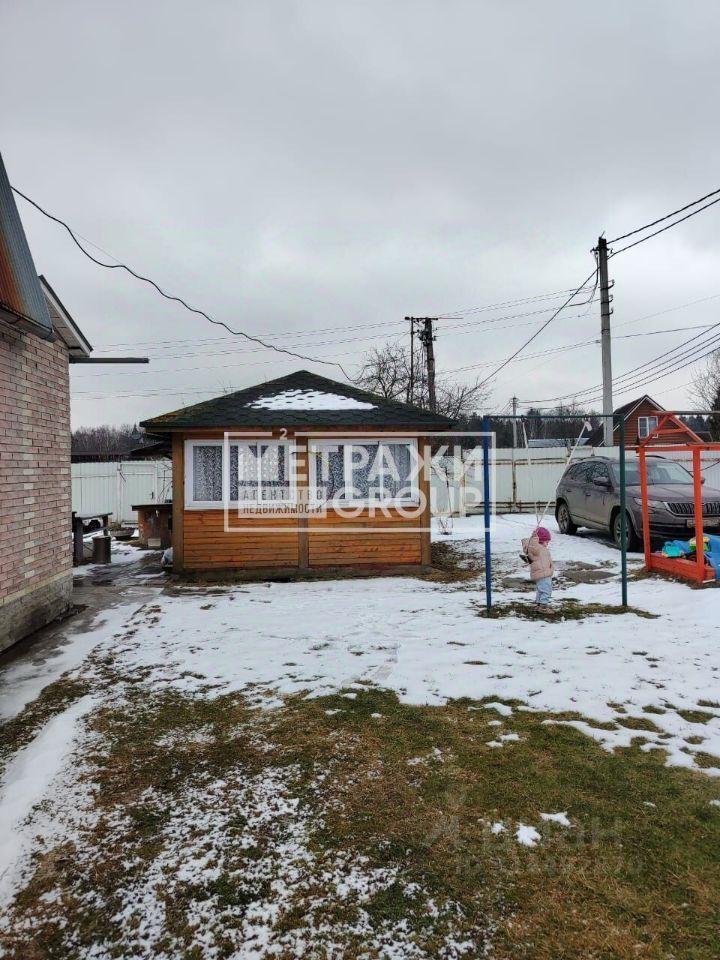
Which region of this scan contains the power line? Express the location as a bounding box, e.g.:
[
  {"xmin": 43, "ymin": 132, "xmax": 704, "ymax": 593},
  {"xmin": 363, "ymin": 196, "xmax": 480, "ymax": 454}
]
[
  {"xmin": 523, "ymin": 324, "xmax": 720, "ymax": 408},
  {"xmin": 472, "ymin": 267, "xmax": 599, "ymax": 391},
  {"xmin": 78, "ymin": 302, "xmax": 603, "ymax": 370},
  {"xmin": 610, "ymin": 194, "xmax": 720, "ymax": 257},
  {"xmin": 89, "ymin": 293, "xmax": 600, "ymax": 354},
  {"xmin": 565, "ymin": 336, "xmax": 720, "ymax": 409},
  {"xmin": 524, "ymin": 315, "xmax": 720, "ymax": 406},
  {"xmin": 435, "ymin": 284, "xmax": 596, "ymax": 319},
  {"xmin": 614, "ymin": 291, "xmax": 720, "ymax": 330},
  {"xmin": 609, "ymin": 186, "xmax": 720, "ymax": 244},
  {"xmin": 11, "ymin": 185, "xmax": 352, "ymax": 378},
  {"xmin": 441, "ymin": 322, "xmax": 714, "ymax": 378}
]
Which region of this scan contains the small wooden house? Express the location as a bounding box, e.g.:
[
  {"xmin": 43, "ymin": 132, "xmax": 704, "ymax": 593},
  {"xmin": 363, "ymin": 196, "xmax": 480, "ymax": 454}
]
[
  {"xmin": 141, "ymin": 370, "xmax": 453, "ymax": 574},
  {"xmin": 587, "ymin": 395, "xmax": 706, "ymax": 448}
]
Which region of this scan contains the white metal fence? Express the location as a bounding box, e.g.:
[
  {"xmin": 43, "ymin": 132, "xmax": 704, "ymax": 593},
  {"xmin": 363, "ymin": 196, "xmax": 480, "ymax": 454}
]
[
  {"xmin": 430, "ymin": 446, "xmax": 720, "ymax": 515},
  {"xmin": 72, "ymin": 460, "xmax": 172, "ymax": 525},
  {"xmin": 72, "ymin": 449, "xmax": 720, "ymax": 525}
]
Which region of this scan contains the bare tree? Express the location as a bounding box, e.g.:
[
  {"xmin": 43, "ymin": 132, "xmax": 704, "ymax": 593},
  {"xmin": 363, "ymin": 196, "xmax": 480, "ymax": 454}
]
[
  {"xmin": 691, "ymin": 350, "xmax": 720, "ymax": 410},
  {"xmin": 355, "ymin": 341, "xmax": 489, "ymax": 419},
  {"xmin": 354, "ymin": 342, "xmax": 411, "ymax": 402}
]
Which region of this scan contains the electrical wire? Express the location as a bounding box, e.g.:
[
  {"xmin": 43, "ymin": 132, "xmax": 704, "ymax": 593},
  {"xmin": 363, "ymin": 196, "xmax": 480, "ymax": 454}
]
[
  {"xmin": 11, "ymin": 186, "xmax": 352, "ymax": 378},
  {"xmin": 610, "ymin": 194, "xmax": 720, "ymax": 257},
  {"xmin": 521, "ymin": 316, "xmax": 720, "ymax": 406},
  {"xmin": 471, "ymin": 267, "xmax": 599, "ymax": 391},
  {"xmin": 87, "ymin": 296, "xmax": 600, "ymax": 358},
  {"xmin": 435, "ymin": 284, "xmax": 597, "ymax": 319},
  {"xmin": 568, "ymin": 333, "xmax": 720, "ymax": 408},
  {"xmin": 522, "ymin": 330, "xmax": 720, "ymax": 411},
  {"xmin": 609, "ymin": 186, "xmax": 720, "ymax": 244}
]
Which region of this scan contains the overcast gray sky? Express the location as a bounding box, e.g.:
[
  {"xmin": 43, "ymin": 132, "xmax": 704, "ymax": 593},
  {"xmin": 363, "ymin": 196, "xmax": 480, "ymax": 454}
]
[{"xmin": 3, "ymin": 0, "xmax": 720, "ymax": 427}]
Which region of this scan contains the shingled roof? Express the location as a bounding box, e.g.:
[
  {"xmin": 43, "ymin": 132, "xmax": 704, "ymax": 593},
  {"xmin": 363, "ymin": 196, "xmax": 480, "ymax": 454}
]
[{"xmin": 141, "ymin": 370, "xmax": 454, "ymax": 432}]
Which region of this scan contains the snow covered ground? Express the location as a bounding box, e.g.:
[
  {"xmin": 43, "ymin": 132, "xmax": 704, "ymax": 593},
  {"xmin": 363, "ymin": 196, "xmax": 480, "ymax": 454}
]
[
  {"xmin": 1, "ymin": 516, "xmax": 719, "ymax": 955},
  {"xmin": 3, "ymin": 517, "xmax": 720, "ymax": 771},
  {"xmin": 102, "ymin": 515, "xmax": 720, "ymax": 775}
]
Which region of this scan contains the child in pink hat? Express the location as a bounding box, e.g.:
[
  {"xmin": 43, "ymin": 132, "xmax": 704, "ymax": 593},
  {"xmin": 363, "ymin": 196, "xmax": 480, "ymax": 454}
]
[{"xmin": 521, "ymin": 526, "xmax": 554, "ymax": 607}]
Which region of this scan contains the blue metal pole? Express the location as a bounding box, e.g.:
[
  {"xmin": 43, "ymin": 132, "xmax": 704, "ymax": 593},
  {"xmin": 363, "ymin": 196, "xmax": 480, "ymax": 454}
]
[{"xmin": 482, "ymin": 415, "xmax": 492, "ymax": 611}]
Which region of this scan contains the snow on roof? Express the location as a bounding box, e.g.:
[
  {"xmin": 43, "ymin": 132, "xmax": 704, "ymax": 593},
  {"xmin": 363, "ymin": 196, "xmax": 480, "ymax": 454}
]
[{"xmin": 248, "ymin": 389, "xmax": 376, "ymax": 411}]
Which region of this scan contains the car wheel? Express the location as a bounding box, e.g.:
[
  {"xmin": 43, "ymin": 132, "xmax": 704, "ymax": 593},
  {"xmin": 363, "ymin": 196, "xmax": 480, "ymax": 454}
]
[
  {"xmin": 612, "ymin": 510, "xmax": 641, "ymax": 551},
  {"xmin": 556, "ymin": 500, "xmax": 577, "ymax": 535}
]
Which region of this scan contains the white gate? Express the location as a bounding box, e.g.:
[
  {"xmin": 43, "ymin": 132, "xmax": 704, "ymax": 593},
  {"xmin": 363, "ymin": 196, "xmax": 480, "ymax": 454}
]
[{"xmin": 72, "ymin": 460, "xmax": 173, "ymax": 525}]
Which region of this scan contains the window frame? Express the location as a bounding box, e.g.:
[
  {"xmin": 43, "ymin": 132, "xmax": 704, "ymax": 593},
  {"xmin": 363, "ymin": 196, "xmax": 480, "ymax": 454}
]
[
  {"xmin": 308, "ymin": 437, "xmax": 420, "ymax": 507},
  {"xmin": 638, "ymin": 415, "xmax": 659, "ymax": 439},
  {"xmin": 184, "ymin": 439, "xmax": 297, "ymax": 509}
]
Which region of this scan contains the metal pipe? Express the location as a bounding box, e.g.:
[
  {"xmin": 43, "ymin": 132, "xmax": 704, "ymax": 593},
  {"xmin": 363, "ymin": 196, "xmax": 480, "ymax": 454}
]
[
  {"xmin": 618, "ymin": 416, "xmax": 628, "ymax": 607},
  {"xmin": 482, "ymin": 415, "xmax": 492, "ymax": 612}
]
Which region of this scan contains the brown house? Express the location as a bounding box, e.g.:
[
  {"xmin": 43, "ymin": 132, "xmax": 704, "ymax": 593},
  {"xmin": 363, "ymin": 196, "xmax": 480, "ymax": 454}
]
[
  {"xmin": 0, "ymin": 157, "xmax": 92, "ymax": 650},
  {"xmin": 141, "ymin": 370, "xmax": 453, "ymax": 574},
  {"xmin": 588, "ymin": 395, "xmax": 704, "ymax": 448}
]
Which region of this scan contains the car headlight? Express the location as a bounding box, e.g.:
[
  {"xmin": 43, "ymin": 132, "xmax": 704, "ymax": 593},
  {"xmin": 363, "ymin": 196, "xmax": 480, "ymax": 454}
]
[{"xmin": 631, "ymin": 497, "xmax": 669, "ymax": 513}]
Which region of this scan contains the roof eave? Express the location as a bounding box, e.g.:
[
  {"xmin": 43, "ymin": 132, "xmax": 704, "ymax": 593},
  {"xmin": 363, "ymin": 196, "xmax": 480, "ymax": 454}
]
[{"xmin": 40, "ymin": 276, "xmax": 92, "ymax": 356}]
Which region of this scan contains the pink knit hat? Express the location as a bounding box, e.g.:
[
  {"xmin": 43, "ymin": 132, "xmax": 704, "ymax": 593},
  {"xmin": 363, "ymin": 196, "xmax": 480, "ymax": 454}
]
[{"xmin": 535, "ymin": 526, "xmax": 552, "ymax": 544}]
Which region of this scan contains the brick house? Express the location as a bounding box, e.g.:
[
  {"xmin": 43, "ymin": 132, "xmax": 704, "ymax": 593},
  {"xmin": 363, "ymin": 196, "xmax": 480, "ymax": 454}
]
[
  {"xmin": 587, "ymin": 395, "xmax": 704, "ymax": 448},
  {"xmin": 0, "ymin": 156, "xmax": 92, "ymax": 650}
]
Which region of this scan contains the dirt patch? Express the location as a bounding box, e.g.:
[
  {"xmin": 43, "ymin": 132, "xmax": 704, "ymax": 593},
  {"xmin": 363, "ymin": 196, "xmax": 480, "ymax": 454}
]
[
  {"xmin": 558, "ymin": 561, "xmax": 616, "ymax": 584},
  {"xmin": 476, "ymin": 599, "xmax": 658, "ymax": 621}
]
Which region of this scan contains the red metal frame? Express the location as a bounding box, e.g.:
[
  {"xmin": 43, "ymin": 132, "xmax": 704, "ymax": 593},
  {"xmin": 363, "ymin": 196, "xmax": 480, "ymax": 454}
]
[{"xmin": 637, "ymin": 413, "xmax": 720, "ymax": 584}]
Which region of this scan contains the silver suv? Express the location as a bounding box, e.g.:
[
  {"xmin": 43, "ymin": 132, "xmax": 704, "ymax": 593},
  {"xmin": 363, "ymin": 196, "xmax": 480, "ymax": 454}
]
[{"xmin": 555, "ymin": 455, "xmax": 720, "ymax": 549}]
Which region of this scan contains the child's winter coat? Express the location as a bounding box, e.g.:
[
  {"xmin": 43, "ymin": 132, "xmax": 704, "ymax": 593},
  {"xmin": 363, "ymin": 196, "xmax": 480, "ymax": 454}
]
[{"xmin": 521, "ymin": 534, "xmax": 554, "ymax": 582}]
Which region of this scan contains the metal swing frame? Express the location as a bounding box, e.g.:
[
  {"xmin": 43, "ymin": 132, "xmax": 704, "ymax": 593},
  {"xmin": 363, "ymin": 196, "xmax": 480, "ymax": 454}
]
[{"xmin": 638, "ymin": 413, "xmax": 720, "ymax": 585}]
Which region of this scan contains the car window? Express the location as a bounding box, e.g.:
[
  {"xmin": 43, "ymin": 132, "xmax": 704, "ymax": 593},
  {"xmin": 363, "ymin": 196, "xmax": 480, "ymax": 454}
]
[
  {"xmin": 588, "ymin": 463, "xmax": 611, "ymax": 483},
  {"xmin": 570, "ymin": 462, "xmax": 593, "ymax": 482},
  {"xmin": 610, "ymin": 459, "xmax": 693, "ymax": 485},
  {"xmin": 563, "ymin": 463, "xmax": 583, "ymax": 481}
]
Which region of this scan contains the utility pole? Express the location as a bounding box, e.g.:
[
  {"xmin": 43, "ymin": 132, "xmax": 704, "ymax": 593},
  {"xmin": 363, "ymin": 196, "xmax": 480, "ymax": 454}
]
[
  {"xmin": 419, "ymin": 318, "xmax": 437, "ymax": 413},
  {"xmin": 407, "ymin": 316, "xmax": 414, "ymax": 404},
  {"xmin": 597, "ymin": 236, "xmax": 614, "ymax": 447},
  {"xmin": 511, "ymin": 396, "xmax": 518, "ymax": 447},
  {"xmin": 406, "ymin": 317, "xmax": 438, "ymax": 412}
]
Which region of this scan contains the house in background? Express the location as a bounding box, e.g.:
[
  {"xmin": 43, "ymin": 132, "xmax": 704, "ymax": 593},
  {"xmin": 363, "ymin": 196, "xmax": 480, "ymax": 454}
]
[
  {"xmin": 587, "ymin": 395, "xmax": 706, "ymax": 448},
  {"xmin": 141, "ymin": 370, "xmax": 452, "ymax": 575},
  {"xmin": 0, "ymin": 156, "xmax": 92, "ymax": 650}
]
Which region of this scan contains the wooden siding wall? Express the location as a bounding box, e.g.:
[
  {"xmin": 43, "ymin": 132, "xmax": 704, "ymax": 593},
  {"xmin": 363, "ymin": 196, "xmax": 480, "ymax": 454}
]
[
  {"xmin": 184, "ymin": 513, "xmax": 300, "ymax": 569},
  {"xmin": 613, "ymin": 400, "xmax": 698, "ymax": 447},
  {"xmin": 176, "ymin": 429, "xmax": 432, "ymax": 572},
  {"xmin": 307, "ymin": 510, "xmax": 423, "ymax": 567}
]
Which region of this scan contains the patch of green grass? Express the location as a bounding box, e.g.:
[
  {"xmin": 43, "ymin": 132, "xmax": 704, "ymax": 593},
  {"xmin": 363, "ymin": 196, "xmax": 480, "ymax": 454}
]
[
  {"xmin": 0, "ymin": 676, "xmax": 92, "ymax": 771},
  {"xmin": 477, "ymin": 599, "xmax": 658, "ymax": 621},
  {"xmin": 677, "ymin": 709, "xmax": 717, "ymax": 725},
  {"xmin": 426, "ymin": 540, "xmax": 483, "ymax": 581},
  {"xmin": 4, "ymin": 683, "xmax": 720, "ymax": 960},
  {"xmin": 617, "ymin": 717, "xmax": 663, "ymax": 733}
]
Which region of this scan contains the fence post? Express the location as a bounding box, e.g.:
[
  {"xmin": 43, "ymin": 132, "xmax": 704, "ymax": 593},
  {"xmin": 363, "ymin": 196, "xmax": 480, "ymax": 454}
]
[
  {"xmin": 618, "ymin": 416, "xmax": 628, "ymax": 607},
  {"xmin": 482, "ymin": 416, "xmax": 492, "ymax": 611}
]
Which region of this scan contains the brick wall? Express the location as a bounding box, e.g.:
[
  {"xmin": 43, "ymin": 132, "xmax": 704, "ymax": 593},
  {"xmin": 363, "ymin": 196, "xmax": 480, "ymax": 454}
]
[{"xmin": 0, "ymin": 324, "xmax": 73, "ymax": 649}]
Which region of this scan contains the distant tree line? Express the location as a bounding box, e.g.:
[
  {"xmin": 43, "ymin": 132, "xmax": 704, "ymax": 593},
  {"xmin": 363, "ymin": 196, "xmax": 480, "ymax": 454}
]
[{"xmin": 71, "ymin": 423, "xmax": 147, "ymax": 455}]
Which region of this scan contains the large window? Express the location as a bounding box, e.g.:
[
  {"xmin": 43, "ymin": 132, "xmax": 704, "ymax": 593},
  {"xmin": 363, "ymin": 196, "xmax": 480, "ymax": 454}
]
[
  {"xmin": 309, "ymin": 439, "xmax": 418, "ymax": 505},
  {"xmin": 638, "ymin": 415, "xmax": 659, "ymax": 439},
  {"xmin": 185, "ymin": 440, "xmax": 295, "ymax": 508},
  {"xmin": 185, "ymin": 438, "xmax": 418, "ymax": 508}
]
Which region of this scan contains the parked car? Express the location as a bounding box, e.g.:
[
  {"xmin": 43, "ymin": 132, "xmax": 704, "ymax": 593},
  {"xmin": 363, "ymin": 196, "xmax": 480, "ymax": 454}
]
[{"xmin": 555, "ymin": 455, "xmax": 720, "ymax": 549}]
